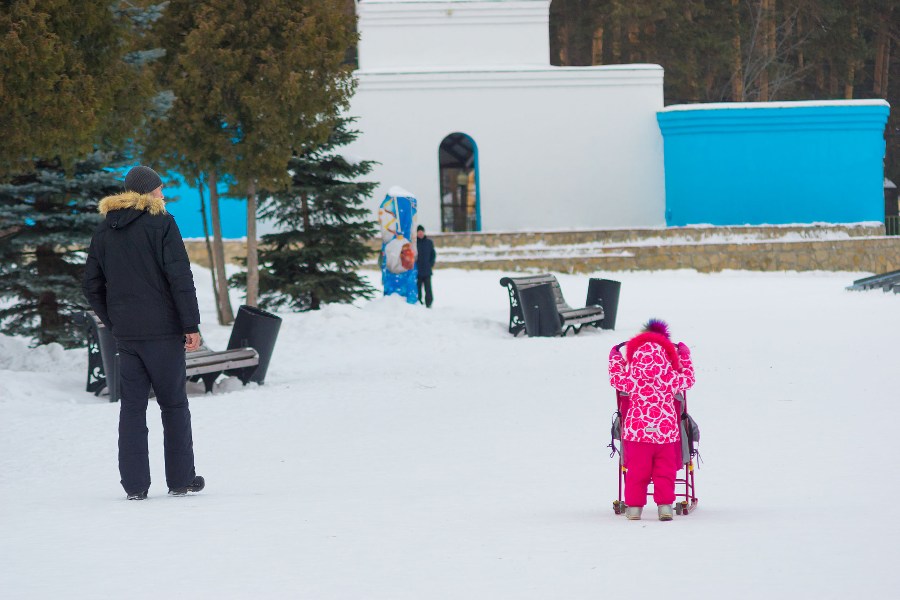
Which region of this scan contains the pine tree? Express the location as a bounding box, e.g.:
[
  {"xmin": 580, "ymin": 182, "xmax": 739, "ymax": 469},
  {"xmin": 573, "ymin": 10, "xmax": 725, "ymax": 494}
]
[
  {"xmin": 249, "ymin": 119, "xmax": 377, "ymax": 312},
  {"xmin": 0, "ymin": 153, "xmax": 129, "ymax": 347},
  {"xmin": 147, "ymin": 0, "xmax": 358, "ymax": 311}
]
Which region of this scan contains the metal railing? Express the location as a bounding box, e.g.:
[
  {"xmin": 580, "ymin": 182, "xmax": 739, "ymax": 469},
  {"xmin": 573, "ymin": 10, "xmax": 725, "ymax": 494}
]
[{"xmin": 886, "ymin": 216, "xmax": 900, "ymax": 236}]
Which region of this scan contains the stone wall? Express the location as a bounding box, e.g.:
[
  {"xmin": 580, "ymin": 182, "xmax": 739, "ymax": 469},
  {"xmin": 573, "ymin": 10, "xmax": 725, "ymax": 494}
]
[
  {"xmin": 185, "ymin": 241, "xmax": 247, "ymax": 269},
  {"xmin": 443, "ymin": 238, "xmax": 900, "ymax": 274},
  {"xmin": 426, "ymin": 223, "xmax": 885, "ymax": 247},
  {"xmin": 185, "ymin": 224, "xmax": 899, "ymax": 274}
]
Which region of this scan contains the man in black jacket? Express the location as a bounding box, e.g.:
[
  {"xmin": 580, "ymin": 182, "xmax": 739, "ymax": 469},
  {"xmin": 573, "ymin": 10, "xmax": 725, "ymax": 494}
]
[
  {"xmin": 83, "ymin": 165, "xmax": 205, "ymax": 500},
  {"xmin": 416, "ymin": 225, "xmax": 437, "ymax": 308}
]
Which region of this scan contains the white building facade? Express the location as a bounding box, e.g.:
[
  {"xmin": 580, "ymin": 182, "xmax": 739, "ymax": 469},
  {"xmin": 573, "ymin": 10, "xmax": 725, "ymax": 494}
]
[{"xmin": 345, "ymin": 0, "xmax": 667, "ymax": 232}]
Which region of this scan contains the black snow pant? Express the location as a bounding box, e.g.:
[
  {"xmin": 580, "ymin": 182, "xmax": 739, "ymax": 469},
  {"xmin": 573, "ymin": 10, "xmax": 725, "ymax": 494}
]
[
  {"xmin": 117, "ymin": 337, "xmax": 196, "ymax": 495},
  {"xmin": 417, "ymin": 275, "xmax": 433, "ymax": 308}
]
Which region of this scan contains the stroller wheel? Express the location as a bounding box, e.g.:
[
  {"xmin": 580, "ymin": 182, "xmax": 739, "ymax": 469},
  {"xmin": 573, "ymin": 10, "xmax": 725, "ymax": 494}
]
[
  {"xmin": 613, "ymin": 500, "xmax": 624, "ymax": 515},
  {"xmin": 675, "ymin": 504, "xmax": 684, "ymax": 515}
]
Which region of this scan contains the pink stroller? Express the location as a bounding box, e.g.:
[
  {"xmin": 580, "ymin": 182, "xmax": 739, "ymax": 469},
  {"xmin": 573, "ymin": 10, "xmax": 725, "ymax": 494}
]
[{"xmin": 609, "ymin": 389, "xmax": 700, "ymax": 516}]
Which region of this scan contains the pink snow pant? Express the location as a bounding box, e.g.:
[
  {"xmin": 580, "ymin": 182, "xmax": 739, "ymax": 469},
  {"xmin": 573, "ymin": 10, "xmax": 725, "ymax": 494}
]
[{"xmin": 623, "ymin": 440, "xmax": 681, "ymax": 507}]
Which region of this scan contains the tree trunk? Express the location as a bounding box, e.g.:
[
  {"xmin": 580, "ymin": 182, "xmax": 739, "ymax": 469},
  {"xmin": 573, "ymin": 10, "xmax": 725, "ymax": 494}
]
[
  {"xmin": 35, "ymin": 244, "xmax": 63, "ymax": 345},
  {"xmin": 684, "ymin": 5, "xmax": 700, "ymax": 102},
  {"xmin": 828, "ymin": 60, "xmax": 838, "ymax": 95},
  {"xmin": 591, "ymin": 25, "xmax": 604, "ymax": 65},
  {"xmin": 873, "ymin": 18, "xmax": 889, "ymax": 97},
  {"xmin": 731, "ymin": 0, "xmax": 744, "ymax": 101},
  {"xmin": 300, "ymin": 191, "xmax": 319, "ymax": 310},
  {"xmin": 557, "ymin": 22, "xmax": 569, "ymax": 65},
  {"xmin": 845, "ymin": 10, "xmax": 858, "ymax": 99},
  {"xmin": 626, "ymin": 19, "xmax": 640, "ymax": 62},
  {"xmin": 767, "ymin": 0, "xmax": 776, "ymax": 97},
  {"xmin": 611, "ymin": 2, "xmax": 622, "ymax": 63},
  {"xmin": 759, "ymin": 0, "xmax": 771, "ymax": 101},
  {"xmin": 246, "ymin": 180, "xmax": 259, "ymax": 307},
  {"xmin": 207, "ymin": 171, "xmax": 234, "ymax": 324},
  {"xmin": 197, "ymin": 178, "xmax": 223, "ymax": 325},
  {"xmin": 881, "ymin": 36, "xmax": 891, "ymax": 98}
]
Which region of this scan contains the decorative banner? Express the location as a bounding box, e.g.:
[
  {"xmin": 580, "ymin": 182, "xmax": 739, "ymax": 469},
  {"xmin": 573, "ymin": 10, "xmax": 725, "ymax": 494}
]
[{"xmin": 378, "ymin": 187, "xmax": 419, "ymax": 304}]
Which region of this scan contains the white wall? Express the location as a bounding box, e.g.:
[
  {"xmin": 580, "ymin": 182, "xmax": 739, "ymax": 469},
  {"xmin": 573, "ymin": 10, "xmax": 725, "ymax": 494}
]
[
  {"xmin": 357, "ymin": 0, "xmax": 551, "ymax": 69},
  {"xmin": 345, "ymin": 65, "xmax": 667, "ymax": 232}
]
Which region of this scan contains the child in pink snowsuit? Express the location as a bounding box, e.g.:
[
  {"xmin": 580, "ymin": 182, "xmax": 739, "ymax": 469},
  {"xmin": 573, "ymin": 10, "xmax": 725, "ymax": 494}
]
[{"xmin": 609, "ymin": 319, "xmax": 695, "ymax": 521}]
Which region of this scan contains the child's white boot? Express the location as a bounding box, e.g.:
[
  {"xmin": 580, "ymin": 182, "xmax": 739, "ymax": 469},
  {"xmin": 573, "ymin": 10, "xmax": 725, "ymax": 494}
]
[
  {"xmin": 658, "ymin": 504, "xmax": 674, "ymax": 521},
  {"xmin": 625, "ymin": 506, "xmax": 643, "ymax": 520}
]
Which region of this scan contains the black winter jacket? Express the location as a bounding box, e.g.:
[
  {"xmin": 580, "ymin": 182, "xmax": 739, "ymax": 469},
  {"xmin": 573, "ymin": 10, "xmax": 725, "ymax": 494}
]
[
  {"xmin": 416, "ymin": 236, "xmax": 436, "ymax": 278},
  {"xmin": 82, "ymin": 191, "xmax": 200, "ymax": 340}
]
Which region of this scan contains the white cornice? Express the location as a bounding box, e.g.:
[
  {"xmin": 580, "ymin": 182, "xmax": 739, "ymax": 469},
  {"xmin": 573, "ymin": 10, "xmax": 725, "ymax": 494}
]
[
  {"xmin": 358, "ymin": 1, "xmax": 549, "ymax": 26},
  {"xmin": 355, "ymin": 65, "xmax": 664, "ymax": 91}
]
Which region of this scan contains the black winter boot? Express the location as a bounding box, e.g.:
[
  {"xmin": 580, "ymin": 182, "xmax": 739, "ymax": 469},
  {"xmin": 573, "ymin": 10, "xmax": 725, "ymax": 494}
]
[{"xmin": 168, "ymin": 475, "xmax": 205, "ymax": 496}]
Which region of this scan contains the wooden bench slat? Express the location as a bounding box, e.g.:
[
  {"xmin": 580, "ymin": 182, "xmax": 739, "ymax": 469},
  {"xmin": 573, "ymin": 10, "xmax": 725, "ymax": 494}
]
[
  {"xmin": 186, "ymin": 348, "xmax": 259, "ymax": 374},
  {"xmin": 80, "ymin": 310, "xmax": 264, "ymax": 398},
  {"xmin": 559, "ymin": 307, "xmax": 604, "ymax": 318}
]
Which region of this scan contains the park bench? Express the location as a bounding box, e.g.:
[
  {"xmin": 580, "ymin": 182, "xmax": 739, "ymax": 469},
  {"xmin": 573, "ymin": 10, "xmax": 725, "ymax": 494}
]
[
  {"xmin": 79, "ymin": 305, "xmax": 280, "ymax": 401},
  {"xmin": 499, "ymin": 274, "xmax": 619, "ymax": 337},
  {"xmin": 846, "ymin": 269, "xmax": 900, "ymax": 291}
]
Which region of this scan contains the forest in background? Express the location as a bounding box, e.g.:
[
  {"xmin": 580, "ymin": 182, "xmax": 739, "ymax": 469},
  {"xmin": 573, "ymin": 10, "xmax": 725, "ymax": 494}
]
[{"xmin": 549, "ymin": 0, "xmax": 899, "ymax": 185}]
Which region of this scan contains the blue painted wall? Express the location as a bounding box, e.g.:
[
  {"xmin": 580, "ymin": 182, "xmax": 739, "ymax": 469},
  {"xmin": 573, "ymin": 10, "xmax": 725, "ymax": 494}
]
[
  {"xmin": 656, "ymin": 100, "xmax": 890, "ymax": 226},
  {"xmin": 161, "ymin": 174, "xmax": 247, "ymax": 239}
]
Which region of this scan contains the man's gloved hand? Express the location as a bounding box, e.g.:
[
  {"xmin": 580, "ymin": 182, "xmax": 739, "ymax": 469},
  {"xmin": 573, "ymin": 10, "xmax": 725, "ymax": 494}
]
[
  {"xmin": 676, "ymin": 342, "xmax": 690, "ymax": 358},
  {"xmin": 610, "ymin": 343, "xmax": 625, "ymax": 359}
]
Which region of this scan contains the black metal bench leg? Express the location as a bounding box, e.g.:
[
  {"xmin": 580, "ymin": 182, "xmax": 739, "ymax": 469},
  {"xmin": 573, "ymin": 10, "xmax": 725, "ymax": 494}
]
[
  {"xmin": 201, "ymin": 373, "xmax": 218, "ymax": 394},
  {"xmin": 238, "ymin": 368, "xmax": 257, "ymax": 385}
]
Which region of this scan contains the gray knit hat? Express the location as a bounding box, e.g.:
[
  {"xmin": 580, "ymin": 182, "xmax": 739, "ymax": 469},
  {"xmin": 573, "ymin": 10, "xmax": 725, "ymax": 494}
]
[{"xmin": 124, "ymin": 166, "xmax": 163, "ymax": 194}]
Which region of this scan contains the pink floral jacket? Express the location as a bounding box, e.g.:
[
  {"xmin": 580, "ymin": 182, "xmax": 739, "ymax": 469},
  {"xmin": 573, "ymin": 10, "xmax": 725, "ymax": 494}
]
[{"xmin": 608, "ymin": 332, "xmax": 695, "ymax": 444}]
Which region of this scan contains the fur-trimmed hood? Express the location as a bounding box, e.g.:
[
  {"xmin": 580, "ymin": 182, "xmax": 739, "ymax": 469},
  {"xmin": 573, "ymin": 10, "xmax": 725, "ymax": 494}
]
[
  {"xmin": 625, "ymin": 331, "xmax": 682, "ymax": 371},
  {"xmin": 98, "ymin": 191, "xmax": 167, "ymax": 216},
  {"xmin": 98, "ymin": 191, "xmax": 167, "ymax": 230}
]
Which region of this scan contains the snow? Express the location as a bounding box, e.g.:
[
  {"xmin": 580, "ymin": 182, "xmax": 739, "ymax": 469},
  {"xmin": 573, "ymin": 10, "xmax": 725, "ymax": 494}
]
[
  {"xmin": 386, "ymin": 185, "xmax": 417, "ymax": 198},
  {"xmin": 362, "ymin": 226, "xmax": 884, "ymax": 265},
  {"xmin": 2, "ymin": 266, "xmax": 900, "ymax": 598},
  {"xmin": 340, "ymin": 153, "xmax": 364, "ymax": 166},
  {"xmin": 660, "ymin": 99, "xmax": 890, "ymax": 112}
]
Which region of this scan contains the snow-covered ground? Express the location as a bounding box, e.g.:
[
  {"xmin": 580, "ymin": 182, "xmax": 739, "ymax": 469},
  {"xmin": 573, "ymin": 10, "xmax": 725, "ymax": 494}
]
[{"xmin": 2, "ymin": 266, "xmax": 899, "ymax": 599}]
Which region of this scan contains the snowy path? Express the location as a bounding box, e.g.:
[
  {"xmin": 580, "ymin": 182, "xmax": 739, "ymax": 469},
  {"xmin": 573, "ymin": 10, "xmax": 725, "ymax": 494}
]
[{"xmin": 2, "ymin": 268, "xmax": 899, "ymax": 599}]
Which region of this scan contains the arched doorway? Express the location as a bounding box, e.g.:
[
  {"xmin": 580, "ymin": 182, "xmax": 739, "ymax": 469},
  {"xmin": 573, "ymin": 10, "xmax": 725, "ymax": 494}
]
[{"xmin": 439, "ymin": 133, "xmax": 480, "ymax": 232}]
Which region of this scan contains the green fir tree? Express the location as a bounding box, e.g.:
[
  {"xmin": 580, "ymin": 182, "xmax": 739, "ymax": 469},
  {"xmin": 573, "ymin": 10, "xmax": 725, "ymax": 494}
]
[
  {"xmin": 249, "ymin": 119, "xmax": 377, "ymax": 312},
  {"xmin": 0, "ymin": 153, "xmax": 131, "ymax": 347}
]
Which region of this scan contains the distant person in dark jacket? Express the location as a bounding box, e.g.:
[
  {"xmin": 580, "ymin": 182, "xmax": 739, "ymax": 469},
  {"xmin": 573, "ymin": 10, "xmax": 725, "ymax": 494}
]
[
  {"xmin": 416, "ymin": 225, "xmax": 437, "ymax": 307},
  {"xmin": 82, "ymin": 165, "xmax": 205, "ymax": 500}
]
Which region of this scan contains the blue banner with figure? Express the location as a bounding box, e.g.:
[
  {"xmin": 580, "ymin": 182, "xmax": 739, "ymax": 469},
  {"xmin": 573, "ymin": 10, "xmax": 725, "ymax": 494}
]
[{"xmin": 378, "ymin": 189, "xmax": 418, "ymax": 304}]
